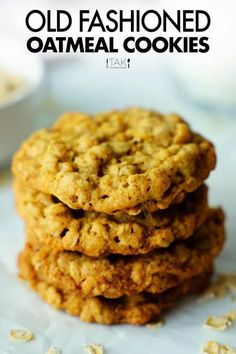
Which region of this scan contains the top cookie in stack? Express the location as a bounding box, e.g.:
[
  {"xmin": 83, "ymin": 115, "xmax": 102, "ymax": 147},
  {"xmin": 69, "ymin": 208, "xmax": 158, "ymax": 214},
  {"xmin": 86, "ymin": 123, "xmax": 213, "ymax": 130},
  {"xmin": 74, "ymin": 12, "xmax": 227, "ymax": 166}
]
[
  {"xmin": 13, "ymin": 108, "xmax": 216, "ymax": 216},
  {"xmin": 12, "ymin": 108, "xmax": 224, "ymax": 325}
]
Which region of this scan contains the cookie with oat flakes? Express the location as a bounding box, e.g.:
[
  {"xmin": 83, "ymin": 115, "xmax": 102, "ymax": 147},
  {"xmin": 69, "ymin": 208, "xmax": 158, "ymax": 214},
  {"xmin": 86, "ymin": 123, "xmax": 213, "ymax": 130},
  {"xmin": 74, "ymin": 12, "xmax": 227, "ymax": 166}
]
[
  {"xmin": 18, "ymin": 249, "xmax": 213, "ymax": 325},
  {"xmin": 14, "ymin": 179, "xmax": 208, "ymax": 256},
  {"xmin": 22, "ymin": 209, "xmax": 224, "ymax": 299},
  {"xmin": 12, "ymin": 108, "xmax": 216, "ymax": 214}
]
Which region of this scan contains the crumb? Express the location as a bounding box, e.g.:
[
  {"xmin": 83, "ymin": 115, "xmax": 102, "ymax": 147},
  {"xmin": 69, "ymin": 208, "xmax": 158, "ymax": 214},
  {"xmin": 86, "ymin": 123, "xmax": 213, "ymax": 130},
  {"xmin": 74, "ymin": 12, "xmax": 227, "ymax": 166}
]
[
  {"xmin": 9, "ymin": 329, "xmax": 35, "ymax": 342},
  {"xmin": 46, "ymin": 347, "xmax": 62, "ymax": 354},
  {"xmin": 202, "ymin": 340, "xmax": 236, "ymax": 354},
  {"xmin": 84, "ymin": 344, "xmax": 104, "ymax": 354},
  {"xmin": 205, "ymin": 311, "xmax": 236, "ymax": 331},
  {"xmin": 146, "ymin": 320, "xmax": 164, "ymax": 329},
  {"xmin": 201, "ymin": 271, "xmax": 236, "ymax": 300}
]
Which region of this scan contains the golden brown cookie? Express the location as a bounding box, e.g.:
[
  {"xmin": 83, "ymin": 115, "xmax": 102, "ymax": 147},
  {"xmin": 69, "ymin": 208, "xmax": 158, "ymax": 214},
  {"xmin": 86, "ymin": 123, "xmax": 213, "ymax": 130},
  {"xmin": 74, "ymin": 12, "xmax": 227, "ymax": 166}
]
[
  {"xmin": 15, "ymin": 179, "xmax": 208, "ymax": 256},
  {"xmin": 18, "ymin": 247, "xmax": 213, "ymax": 325},
  {"xmin": 22, "ymin": 209, "xmax": 225, "ymax": 298},
  {"xmin": 12, "ymin": 108, "xmax": 216, "ymax": 214}
]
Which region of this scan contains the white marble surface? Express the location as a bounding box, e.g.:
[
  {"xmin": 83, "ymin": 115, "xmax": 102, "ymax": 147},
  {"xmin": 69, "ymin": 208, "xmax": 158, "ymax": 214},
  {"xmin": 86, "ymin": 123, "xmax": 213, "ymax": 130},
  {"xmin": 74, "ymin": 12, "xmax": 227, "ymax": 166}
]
[{"xmin": 0, "ymin": 111, "xmax": 236, "ymax": 354}]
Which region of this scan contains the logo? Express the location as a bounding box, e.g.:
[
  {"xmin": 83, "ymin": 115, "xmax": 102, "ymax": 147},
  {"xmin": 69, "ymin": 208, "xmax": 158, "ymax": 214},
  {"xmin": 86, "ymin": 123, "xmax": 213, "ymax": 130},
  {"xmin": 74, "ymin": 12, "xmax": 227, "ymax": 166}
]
[{"xmin": 106, "ymin": 58, "xmax": 130, "ymax": 69}]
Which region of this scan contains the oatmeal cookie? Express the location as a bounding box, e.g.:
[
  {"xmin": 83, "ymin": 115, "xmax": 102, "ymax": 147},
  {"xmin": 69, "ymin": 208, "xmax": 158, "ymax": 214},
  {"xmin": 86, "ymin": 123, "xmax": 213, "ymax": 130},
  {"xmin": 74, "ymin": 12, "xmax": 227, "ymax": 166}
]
[
  {"xmin": 15, "ymin": 179, "xmax": 208, "ymax": 256},
  {"xmin": 23, "ymin": 209, "xmax": 224, "ymax": 298},
  {"xmin": 12, "ymin": 108, "xmax": 216, "ymax": 214},
  {"xmin": 18, "ymin": 248, "xmax": 213, "ymax": 325}
]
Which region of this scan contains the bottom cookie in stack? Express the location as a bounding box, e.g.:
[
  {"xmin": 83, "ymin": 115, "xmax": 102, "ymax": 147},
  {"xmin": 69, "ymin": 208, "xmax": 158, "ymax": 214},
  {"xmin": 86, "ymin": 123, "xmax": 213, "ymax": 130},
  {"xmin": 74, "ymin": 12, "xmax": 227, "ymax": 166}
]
[
  {"xmin": 19, "ymin": 249, "xmax": 213, "ymax": 325},
  {"xmin": 18, "ymin": 209, "xmax": 225, "ymax": 324}
]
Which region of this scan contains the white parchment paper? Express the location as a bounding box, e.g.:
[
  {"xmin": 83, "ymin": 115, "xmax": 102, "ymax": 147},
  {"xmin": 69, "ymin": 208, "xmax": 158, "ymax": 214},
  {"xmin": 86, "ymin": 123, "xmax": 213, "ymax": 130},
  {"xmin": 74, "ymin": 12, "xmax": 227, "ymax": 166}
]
[{"xmin": 0, "ymin": 113, "xmax": 236, "ymax": 354}]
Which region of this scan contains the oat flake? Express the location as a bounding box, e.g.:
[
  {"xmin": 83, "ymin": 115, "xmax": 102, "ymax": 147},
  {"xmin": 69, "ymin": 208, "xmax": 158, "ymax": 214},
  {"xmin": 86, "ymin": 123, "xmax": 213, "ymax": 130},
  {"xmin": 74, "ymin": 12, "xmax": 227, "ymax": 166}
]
[
  {"xmin": 202, "ymin": 272, "xmax": 236, "ymax": 300},
  {"xmin": 9, "ymin": 329, "xmax": 35, "ymax": 342},
  {"xmin": 205, "ymin": 311, "xmax": 236, "ymax": 331},
  {"xmin": 46, "ymin": 346, "xmax": 62, "ymax": 354},
  {"xmin": 146, "ymin": 320, "xmax": 164, "ymax": 329},
  {"xmin": 84, "ymin": 344, "xmax": 104, "ymax": 354},
  {"xmin": 202, "ymin": 341, "xmax": 236, "ymax": 354}
]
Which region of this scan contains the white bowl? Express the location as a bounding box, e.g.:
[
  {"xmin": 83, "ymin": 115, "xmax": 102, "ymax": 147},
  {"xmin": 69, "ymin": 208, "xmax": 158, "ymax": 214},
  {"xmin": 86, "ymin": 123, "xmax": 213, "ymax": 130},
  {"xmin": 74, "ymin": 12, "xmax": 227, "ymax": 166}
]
[{"xmin": 0, "ymin": 34, "xmax": 45, "ymax": 168}]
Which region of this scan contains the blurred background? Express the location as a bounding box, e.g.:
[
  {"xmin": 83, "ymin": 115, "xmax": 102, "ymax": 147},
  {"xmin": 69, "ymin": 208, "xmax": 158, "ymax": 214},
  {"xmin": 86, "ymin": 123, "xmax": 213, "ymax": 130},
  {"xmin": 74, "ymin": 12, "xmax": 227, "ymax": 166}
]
[{"xmin": 0, "ymin": 0, "xmax": 235, "ymax": 168}]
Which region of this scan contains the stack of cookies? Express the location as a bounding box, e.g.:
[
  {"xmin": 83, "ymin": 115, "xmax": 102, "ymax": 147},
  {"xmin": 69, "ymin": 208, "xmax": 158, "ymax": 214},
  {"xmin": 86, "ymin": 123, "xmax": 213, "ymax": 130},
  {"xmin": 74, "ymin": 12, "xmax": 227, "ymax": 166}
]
[{"xmin": 12, "ymin": 108, "xmax": 225, "ymax": 325}]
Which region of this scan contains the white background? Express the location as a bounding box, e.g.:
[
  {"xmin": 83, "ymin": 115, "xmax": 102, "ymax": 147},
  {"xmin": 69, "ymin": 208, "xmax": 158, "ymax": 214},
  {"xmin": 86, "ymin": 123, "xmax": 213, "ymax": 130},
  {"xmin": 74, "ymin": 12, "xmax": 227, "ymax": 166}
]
[{"xmin": 1, "ymin": 0, "xmax": 236, "ymax": 114}]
